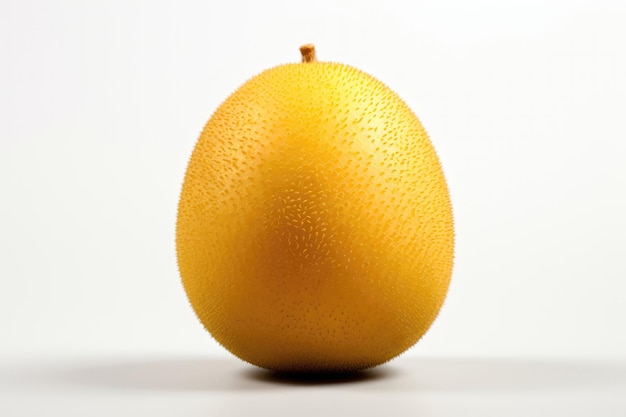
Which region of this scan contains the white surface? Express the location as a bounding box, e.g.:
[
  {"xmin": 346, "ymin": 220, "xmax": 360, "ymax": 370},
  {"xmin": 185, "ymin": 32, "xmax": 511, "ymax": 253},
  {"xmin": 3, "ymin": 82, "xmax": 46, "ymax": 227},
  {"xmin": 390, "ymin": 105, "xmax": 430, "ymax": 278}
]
[
  {"xmin": 2, "ymin": 0, "xmax": 626, "ymax": 361},
  {"xmin": 2, "ymin": 356, "xmax": 625, "ymax": 417}
]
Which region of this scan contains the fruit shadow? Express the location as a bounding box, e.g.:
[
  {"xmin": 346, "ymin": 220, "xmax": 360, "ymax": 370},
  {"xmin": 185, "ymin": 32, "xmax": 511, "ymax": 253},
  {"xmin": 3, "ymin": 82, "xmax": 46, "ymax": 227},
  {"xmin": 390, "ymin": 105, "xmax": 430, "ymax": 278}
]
[
  {"xmin": 245, "ymin": 366, "xmax": 393, "ymax": 386},
  {"xmin": 61, "ymin": 357, "xmax": 393, "ymax": 391},
  {"xmin": 58, "ymin": 356, "xmax": 626, "ymax": 393}
]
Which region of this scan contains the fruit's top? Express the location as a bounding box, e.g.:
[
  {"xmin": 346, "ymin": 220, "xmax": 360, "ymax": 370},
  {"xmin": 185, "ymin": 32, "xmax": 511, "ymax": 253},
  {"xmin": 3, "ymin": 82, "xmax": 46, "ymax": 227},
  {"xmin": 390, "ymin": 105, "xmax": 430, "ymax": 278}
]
[{"xmin": 299, "ymin": 44, "xmax": 317, "ymax": 63}]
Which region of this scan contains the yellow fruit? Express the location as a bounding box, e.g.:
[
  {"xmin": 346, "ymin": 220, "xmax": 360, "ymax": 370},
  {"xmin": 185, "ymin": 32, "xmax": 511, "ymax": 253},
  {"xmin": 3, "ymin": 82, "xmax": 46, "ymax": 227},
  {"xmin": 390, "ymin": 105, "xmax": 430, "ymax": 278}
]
[{"xmin": 176, "ymin": 45, "xmax": 454, "ymax": 373}]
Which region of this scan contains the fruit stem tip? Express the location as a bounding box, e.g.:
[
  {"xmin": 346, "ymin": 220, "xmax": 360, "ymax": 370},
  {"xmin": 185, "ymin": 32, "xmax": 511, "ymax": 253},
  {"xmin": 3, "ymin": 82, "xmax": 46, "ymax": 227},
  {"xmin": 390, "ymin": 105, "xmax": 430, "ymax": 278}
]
[{"xmin": 300, "ymin": 44, "xmax": 317, "ymax": 63}]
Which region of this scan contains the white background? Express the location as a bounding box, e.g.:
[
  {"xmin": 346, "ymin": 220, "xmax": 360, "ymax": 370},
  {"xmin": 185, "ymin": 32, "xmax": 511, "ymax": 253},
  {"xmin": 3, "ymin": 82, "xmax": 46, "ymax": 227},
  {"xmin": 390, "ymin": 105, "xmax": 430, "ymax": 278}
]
[{"xmin": 2, "ymin": 0, "xmax": 626, "ymax": 363}]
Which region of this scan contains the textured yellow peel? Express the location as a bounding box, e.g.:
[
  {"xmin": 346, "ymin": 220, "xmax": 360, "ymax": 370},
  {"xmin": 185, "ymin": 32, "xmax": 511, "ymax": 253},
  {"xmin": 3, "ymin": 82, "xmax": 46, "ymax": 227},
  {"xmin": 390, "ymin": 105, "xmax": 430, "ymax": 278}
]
[{"xmin": 176, "ymin": 49, "xmax": 454, "ymax": 373}]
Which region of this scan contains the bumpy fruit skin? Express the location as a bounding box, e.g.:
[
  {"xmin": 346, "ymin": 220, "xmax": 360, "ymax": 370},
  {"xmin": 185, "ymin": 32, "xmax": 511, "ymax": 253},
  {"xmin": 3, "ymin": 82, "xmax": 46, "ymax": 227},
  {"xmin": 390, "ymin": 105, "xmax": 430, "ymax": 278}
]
[{"xmin": 176, "ymin": 62, "xmax": 454, "ymax": 373}]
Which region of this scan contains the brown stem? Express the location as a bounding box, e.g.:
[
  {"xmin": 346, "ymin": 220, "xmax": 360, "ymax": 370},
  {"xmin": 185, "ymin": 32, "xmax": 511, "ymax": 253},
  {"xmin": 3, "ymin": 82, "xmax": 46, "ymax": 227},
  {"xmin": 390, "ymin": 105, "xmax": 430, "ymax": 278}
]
[{"xmin": 299, "ymin": 44, "xmax": 317, "ymax": 63}]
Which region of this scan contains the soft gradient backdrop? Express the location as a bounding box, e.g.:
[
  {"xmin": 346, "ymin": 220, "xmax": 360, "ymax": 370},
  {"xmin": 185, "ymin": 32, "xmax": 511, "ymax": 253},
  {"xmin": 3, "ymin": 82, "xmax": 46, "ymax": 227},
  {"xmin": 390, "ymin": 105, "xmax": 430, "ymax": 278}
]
[{"xmin": 2, "ymin": 0, "xmax": 625, "ymax": 361}]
